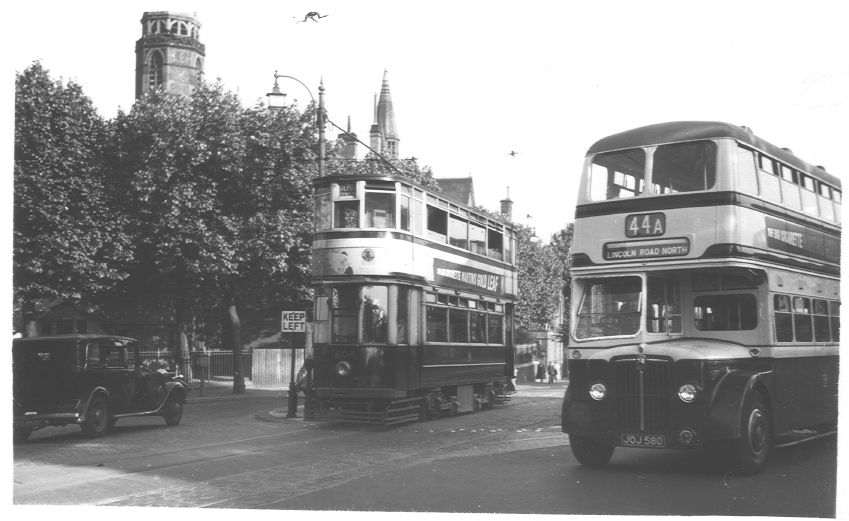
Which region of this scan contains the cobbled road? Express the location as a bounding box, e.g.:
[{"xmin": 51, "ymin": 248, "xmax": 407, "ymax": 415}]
[{"xmin": 14, "ymin": 384, "xmax": 568, "ymax": 509}]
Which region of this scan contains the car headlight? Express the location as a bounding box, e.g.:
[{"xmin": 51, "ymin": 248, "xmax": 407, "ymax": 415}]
[
  {"xmin": 678, "ymin": 384, "xmax": 697, "ymax": 403},
  {"xmin": 335, "ymin": 360, "xmax": 352, "ymax": 377},
  {"xmin": 589, "ymin": 382, "xmax": 607, "ymax": 401}
]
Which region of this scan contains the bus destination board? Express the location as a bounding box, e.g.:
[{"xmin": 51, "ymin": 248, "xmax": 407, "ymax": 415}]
[{"xmin": 603, "ymin": 238, "xmax": 690, "ymax": 261}]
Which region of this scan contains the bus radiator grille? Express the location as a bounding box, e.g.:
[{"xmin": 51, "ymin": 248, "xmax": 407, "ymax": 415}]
[{"xmin": 615, "ymin": 360, "xmax": 670, "ymax": 431}]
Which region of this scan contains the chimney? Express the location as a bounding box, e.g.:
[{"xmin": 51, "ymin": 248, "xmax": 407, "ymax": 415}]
[{"xmin": 500, "ymin": 186, "xmax": 513, "ymax": 220}]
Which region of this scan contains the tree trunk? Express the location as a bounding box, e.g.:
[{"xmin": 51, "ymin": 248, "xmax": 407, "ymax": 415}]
[{"xmin": 225, "ymin": 298, "xmax": 246, "ymax": 394}]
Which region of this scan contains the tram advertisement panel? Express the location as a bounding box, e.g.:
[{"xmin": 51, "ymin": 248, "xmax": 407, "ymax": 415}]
[{"xmin": 433, "ymin": 259, "xmax": 504, "ymax": 296}]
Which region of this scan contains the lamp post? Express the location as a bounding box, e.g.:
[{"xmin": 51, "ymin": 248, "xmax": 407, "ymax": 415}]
[{"xmin": 266, "ymin": 71, "xmax": 325, "ymax": 177}]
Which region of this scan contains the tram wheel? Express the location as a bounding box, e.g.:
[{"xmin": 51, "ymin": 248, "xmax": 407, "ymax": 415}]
[
  {"xmin": 732, "ymin": 390, "xmax": 772, "ymax": 475},
  {"xmin": 569, "ymin": 434, "xmax": 614, "ymax": 466}
]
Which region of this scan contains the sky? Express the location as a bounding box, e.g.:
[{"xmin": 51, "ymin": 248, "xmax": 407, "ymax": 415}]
[{"xmin": 5, "ymin": 0, "xmax": 847, "ymax": 243}]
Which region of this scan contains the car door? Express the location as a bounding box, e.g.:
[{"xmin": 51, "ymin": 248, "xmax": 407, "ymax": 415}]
[{"xmin": 82, "ymin": 340, "xmax": 135, "ymax": 414}]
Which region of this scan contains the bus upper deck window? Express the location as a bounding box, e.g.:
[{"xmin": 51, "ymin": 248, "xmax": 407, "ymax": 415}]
[
  {"xmin": 652, "ymin": 141, "xmax": 717, "ymax": 194},
  {"xmin": 589, "ymin": 149, "xmax": 646, "ymax": 201}
]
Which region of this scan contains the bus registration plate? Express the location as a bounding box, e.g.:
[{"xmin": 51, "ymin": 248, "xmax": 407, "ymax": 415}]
[{"xmin": 621, "ymin": 433, "xmax": 666, "ymax": 448}]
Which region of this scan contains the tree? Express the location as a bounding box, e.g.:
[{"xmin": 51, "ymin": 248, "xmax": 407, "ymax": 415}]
[
  {"xmin": 514, "ymin": 225, "xmax": 560, "ymax": 331},
  {"xmin": 14, "ymin": 62, "xmax": 131, "ymax": 335},
  {"xmin": 549, "ymin": 223, "xmax": 574, "ymax": 345},
  {"xmin": 106, "ymin": 83, "xmax": 247, "ymax": 382},
  {"xmin": 105, "ymin": 84, "xmax": 318, "ymax": 393}
]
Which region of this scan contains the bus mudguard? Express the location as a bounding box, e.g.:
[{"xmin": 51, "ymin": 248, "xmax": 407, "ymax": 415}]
[{"xmin": 704, "ymin": 370, "xmax": 772, "ymax": 441}]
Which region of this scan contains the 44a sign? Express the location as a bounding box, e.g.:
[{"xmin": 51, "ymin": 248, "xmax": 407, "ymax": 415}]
[{"xmin": 626, "ymin": 212, "xmax": 666, "ymax": 238}]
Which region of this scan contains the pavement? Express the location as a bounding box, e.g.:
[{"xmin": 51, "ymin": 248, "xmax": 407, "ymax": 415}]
[{"xmin": 185, "ymin": 379, "xmax": 568, "ymax": 423}]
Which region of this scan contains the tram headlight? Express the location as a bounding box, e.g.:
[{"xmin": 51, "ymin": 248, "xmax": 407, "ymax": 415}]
[
  {"xmin": 335, "ymin": 360, "xmax": 352, "ymax": 377},
  {"xmin": 589, "ymin": 382, "xmax": 607, "ymax": 401},
  {"xmin": 678, "ymin": 384, "xmax": 698, "ymax": 403}
]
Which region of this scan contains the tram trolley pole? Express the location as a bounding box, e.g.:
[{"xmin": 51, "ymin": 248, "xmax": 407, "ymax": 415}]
[{"xmin": 282, "ymin": 310, "xmax": 307, "ymax": 417}]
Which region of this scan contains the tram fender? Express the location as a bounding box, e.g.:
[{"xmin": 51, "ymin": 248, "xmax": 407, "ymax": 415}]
[{"xmin": 703, "ymin": 370, "xmax": 772, "ymax": 441}]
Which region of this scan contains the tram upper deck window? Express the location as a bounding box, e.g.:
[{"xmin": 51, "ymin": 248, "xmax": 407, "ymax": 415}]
[
  {"xmin": 427, "ymin": 205, "xmax": 448, "ymax": 242},
  {"xmin": 589, "ymin": 149, "xmax": 646, "ymax": 201},
  {"xmin": 449, "ymin": 215, "xmax": 468, "ymax": 249},
  {"xmin": 487, "ymin": 227, "xmax": 503, "ymax": 260},
  {"xmin": 365, "ymin": 192, "xmax": 395, "ymax": 228},
  {"xmin": 651, "ymin": 141, "xmax": 716, "ymax": 194},
  {"xmin": 575, "ymin": 277, "xmax": 642, "ymax": 339},
  {"xmin": 469, "ymin": 221, "xmax": 486, "ymax": 255}
]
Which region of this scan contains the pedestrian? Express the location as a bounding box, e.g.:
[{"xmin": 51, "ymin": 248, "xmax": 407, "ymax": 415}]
[
  {"xmin": 536, "ymin": 362, "xmax": 545, "ymax": 382},
  {"xmin": 547, "ymin": 363, "xmax": 557, "ymax": 384}
]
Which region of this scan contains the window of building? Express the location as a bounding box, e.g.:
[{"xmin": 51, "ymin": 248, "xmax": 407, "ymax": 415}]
[
  {"xmin": 399, "ymin": 194, "xmax": 410, "ymax": 231},
  {"xmin": 694, "ymin": 294, "xmax": 757, "ymax": 331},
  {"xmin": 148, "ymin": 51, "xmax": 163, "ymax": 91}
]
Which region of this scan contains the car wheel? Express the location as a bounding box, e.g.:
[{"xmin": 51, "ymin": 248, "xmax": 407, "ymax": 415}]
[
  {"xmin": 163, "ymin": 395, "xmax": 183, "ymax": 426},
  {"xmin": 14, "ymin": 428, "xmax": 31, "ymax": 443},
  {"xmin": 732, "ymin": 390, "xmax": 771, "ymax": 475},
  {"xmin": 569, "ymin": 434, "xmax": 615, "ymax": 466},
  {"xmin": 81, "ymin": 396, "xmax": 110, "ymax": 437}
]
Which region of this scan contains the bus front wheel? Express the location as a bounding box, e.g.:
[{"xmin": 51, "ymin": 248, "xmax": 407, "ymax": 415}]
[
  {"xmin": 569, "ymin": 434, "xmax": 615, "ymax": 466},
  {"xmin": 732, "ymin": 390, "xmax": 771, "ymax": 475}
]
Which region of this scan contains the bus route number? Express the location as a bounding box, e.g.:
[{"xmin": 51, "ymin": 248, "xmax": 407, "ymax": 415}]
[{"xmin": 626, "ymin": 212, "xmax": 666, "ymax": 238}]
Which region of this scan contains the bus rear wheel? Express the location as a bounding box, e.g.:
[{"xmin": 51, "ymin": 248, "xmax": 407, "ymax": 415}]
[
  {"xmin": 569, "ymin": 434, "xmax": 615, "ymax": 466},
  {"xmin": 732, "ymin": 390, "xmax": 771, "ymax": 475}
]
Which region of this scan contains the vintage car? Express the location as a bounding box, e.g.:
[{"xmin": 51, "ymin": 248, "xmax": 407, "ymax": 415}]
[{"xmin": 13, "ymin": 335, "xmax": 189, "ymax": 442}]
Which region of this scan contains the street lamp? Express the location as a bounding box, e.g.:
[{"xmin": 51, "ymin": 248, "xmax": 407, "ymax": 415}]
[{"xmin": 266, "ymin": 71, "xmax": 325, "ymax": 177}]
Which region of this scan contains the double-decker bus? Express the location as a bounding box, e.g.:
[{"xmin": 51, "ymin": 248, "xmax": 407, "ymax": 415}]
[
  {"xmin": 310, "ymin": 173, "xmax": 517, "ymax": 424},
  {"xmin": 561, "ymin": 121, "xmax": 840, "ymax": 474}
]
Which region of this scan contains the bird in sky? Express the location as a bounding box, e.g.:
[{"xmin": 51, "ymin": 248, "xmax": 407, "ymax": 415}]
[
  {"xmin": 298, "ymin": 12, "xmax": 328, "ymax": 23},
  {"xmin": 508, "ymin": 150, "xmax": 519, "ymax": 157}
]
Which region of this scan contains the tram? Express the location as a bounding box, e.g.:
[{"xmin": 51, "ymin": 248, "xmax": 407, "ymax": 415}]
[
  {"xmin": 310, "ymin": 173, "xmax": 518, "ymax": 424},
  {"xmin": 561, "ymin": 122, "xmax": 840, "ymax": 474}
]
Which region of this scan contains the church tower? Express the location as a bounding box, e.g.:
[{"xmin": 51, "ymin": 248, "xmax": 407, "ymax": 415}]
[
  {"xmin": 135, "ymin": 12, "xmax": 205, "ymax": 98},
  {"xmin": 369, "ymin": 70, "xmax": 400, "ymax": 158}
]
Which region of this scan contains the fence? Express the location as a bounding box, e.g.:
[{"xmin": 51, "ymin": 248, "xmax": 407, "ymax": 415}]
[{"xmin": 139, "ymin": 348, "xmax": 305, "ymax": 390}]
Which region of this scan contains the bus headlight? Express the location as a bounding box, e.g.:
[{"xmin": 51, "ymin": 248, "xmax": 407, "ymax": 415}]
[
  {"xmin": 589, "ymin": 383, "xmax": 607, "ymax": 401},
  {"xmin": 335, "ymin": 361, "xmax": 352, "ymax": 377},
  {"xmin": 678, "ymin": 384, "xmax": 697, "ymax": 403}
]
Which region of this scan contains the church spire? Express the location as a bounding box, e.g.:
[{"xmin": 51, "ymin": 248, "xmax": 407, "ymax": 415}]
[{"xmin": 376, "ymin": 70, "xmax": 399, "ymax": 158}]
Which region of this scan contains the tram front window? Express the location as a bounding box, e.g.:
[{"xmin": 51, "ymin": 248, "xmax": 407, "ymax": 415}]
[
  {"xmin": 331, "ymin": 286, "xmax": 359, "ymax": 343},
  {"xmin": 575, "ymin": 277, "xmax": 642, "ymax": 338},
  {"xmin": 362, "ymin": 286, "xmax": 388, "ymax": 343}
]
